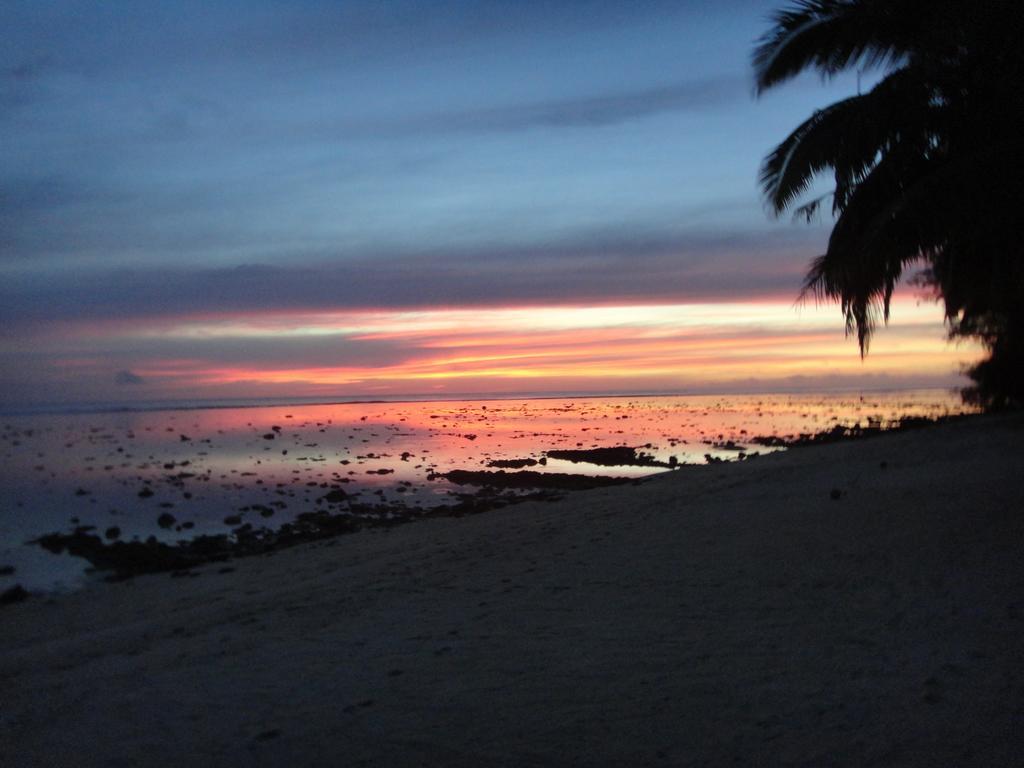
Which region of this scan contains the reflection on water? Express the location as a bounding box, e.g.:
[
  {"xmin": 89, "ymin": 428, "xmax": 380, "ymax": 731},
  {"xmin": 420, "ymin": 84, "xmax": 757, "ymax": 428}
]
[{"xmin": 0, "ymin": 390, "xmax": 970, "ymax": 590}]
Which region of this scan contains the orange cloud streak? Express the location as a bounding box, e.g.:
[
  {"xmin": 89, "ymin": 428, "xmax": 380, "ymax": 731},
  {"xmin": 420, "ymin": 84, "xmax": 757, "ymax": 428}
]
[{"xmin": 49, "ymin": 295, "xmax": 983, "ymax": 398}]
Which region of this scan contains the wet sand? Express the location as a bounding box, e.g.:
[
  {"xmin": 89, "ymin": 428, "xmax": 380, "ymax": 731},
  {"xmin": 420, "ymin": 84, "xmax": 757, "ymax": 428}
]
[{"xmin": 2, "ymin": 412, "xmax": 1023, "ymax": 766}]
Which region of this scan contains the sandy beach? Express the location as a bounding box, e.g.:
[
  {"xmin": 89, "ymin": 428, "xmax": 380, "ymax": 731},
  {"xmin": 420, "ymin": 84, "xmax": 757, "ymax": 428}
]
[{"xmin": 3, "ymin": 412, "xmax": 1023, "ymax": 766}]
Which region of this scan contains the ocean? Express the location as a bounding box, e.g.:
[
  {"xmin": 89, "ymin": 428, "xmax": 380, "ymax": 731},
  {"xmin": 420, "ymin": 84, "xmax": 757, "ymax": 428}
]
[{"xmin": 0, "ymin": 389, "xmax": 971, "ymax": 592}]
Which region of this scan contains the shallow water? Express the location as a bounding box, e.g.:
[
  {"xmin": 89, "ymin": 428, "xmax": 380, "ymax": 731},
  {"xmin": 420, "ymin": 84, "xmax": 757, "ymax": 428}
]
[{"xmin": 0, "ymin": 389, "xmax": 970, "ymax": 591}]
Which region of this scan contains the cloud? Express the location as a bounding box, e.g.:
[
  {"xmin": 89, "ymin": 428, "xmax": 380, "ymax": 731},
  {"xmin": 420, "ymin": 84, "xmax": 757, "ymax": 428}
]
[
  {"xmin": 0, "ymin": 175, "xmax": 98, "ymax": 216},
  {"xmin": 0, "ymin": 226, "xmax": 822, "ymax": 328},
  {"xmin": 0, "ymin": 1, "xmax": 778, "ymax": 277},
  {"xmin": 0, "ymin": 297, "xmax": 970, "ymax": 409},
  {"xmin": 114, "ymin": 369, "xmax": 145, "ymax": 385},
  {"xmin": 342, "ymin": 76, "xmax": 746, "ymax": 137},
  {"xmin": 107, "ymin": 336, "xmax": 427, "ymax": 371},
  {"xmin": 0, "ymin": 1, "xmax": 692, "ymax": 78}
]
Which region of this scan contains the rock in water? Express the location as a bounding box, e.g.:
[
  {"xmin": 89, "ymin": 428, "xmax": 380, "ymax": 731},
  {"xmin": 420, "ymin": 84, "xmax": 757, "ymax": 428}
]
[{"xmin": 1, "ymin": 584, "xmax": 29, "ymax": 605}]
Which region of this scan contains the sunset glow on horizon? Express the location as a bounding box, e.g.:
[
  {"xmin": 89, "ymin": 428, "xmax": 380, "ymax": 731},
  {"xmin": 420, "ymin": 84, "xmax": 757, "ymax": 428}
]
[{"xmin": 3, "ymin": 293, "xmax": 980, "ymax": 406}]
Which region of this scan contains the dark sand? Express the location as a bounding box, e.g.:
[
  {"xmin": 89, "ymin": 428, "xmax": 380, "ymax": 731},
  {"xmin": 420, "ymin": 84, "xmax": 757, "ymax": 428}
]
[{"xmin": 2, "ymin": 413, "xmax": 1023, "ymax": 766}]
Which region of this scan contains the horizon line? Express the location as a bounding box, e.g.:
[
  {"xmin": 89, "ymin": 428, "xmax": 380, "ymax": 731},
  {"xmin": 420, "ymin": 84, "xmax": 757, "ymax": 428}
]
[{"xmin": 0, "ymin": 383, "xmax": 965, "ymax": 419}]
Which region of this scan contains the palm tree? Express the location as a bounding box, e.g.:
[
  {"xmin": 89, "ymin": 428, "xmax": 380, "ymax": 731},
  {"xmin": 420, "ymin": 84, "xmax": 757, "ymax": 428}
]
[{"xmin": 754, "ymin": 0, "xmax": 1024, "ymax": 407}]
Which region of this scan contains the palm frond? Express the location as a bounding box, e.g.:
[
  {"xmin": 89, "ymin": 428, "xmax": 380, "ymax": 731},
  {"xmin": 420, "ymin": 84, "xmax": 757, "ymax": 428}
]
[
  {"xmin": 791, "ymin": 193, "xmax": 831, "ymax": 222},
  {"xmin": 753, "ymin": 0, "xmax": 916, "ymax": 93},
  {"xmin": 800, "ymin": 146, "xmax": 938, "ymax": 350},
  {"xmin": 759, "ymin": 66, "xmax": 935, "ymax": 215}
]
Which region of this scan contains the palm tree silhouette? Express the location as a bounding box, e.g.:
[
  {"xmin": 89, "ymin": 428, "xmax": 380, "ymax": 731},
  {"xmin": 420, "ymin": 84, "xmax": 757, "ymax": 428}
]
[{"xmin": 754, "ymin": 0, "xmax": 1024, "ymax": 407}]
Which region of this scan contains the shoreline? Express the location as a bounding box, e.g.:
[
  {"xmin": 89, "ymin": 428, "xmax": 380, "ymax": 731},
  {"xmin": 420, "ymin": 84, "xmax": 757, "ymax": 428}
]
[
  {"xmin": 7, "ymin": 412, "xmax": 966, "ymax": 590},
  {"xmin": 0, "ymin": 384, "xmax": 965, "ymax": 419},
  {"xmin": 3, "ymin": 411, "xmax": 1022, "ymax": 765}
]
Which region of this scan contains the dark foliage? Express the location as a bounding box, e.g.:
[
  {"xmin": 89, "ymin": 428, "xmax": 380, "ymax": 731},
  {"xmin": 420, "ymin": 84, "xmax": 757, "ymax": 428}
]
[{"xmin": 755, "ymin": 0, "xmax": 1024, "ymax": 408}]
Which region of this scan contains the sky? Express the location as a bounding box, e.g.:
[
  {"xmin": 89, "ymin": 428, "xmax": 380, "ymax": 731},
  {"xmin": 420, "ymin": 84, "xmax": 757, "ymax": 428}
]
[{"xmin": 0, "ymin": 0, "xmax": 980, "ymax": 408}]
